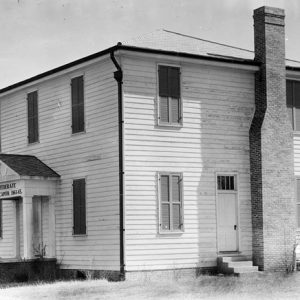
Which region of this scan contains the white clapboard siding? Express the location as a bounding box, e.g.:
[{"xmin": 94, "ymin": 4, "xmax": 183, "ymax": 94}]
[
  {"xmin": 0, "ymin": 200, "xmax": 16, "ymax": 258},
  {"xmin": 123, "ymin": 55, "xmax": 255, "ymax": 271},
  {"xmin": 0, "ymin": 58, "xmax": 120, "ymax": 270},
  {"xmin": 293, "ymin": 136, "xmax": 300, "ymax": 244}
]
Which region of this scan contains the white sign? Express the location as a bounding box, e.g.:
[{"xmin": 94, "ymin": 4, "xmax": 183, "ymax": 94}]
[{"xmin": 0, "ymin": 182, "xmax": 23, "ymax": 199}]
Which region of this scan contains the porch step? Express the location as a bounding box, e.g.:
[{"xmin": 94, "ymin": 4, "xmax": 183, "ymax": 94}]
[{"xmin": 218, "ymin": 256, "xmax": 260, "ymax": 276}]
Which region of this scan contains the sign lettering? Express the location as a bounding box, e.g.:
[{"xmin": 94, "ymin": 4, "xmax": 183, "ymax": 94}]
[{"xmin": 0, "ymin": 182, "xmax": 23, "ymax": 198}]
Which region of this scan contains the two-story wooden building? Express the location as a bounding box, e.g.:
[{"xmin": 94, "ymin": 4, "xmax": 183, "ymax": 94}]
[{"xmin": 0, "ymin": 6, "xmax": 299, "ymax": 279}]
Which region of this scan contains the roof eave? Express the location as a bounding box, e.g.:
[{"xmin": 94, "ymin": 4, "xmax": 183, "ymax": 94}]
[{"xmin": 0, "ymin": 44, "xmax": 260, "ymax": 95}]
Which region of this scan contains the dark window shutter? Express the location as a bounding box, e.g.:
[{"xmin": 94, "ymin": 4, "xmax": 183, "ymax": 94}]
[
  {"xmin": 159, "ymin": 66, "xmax": 168, "ymax": 97},
  {"xmin": 294, "ymin": 81, "xmax": 300, "ymax": 108},
  {"xmin": 73, "ymin": 178, "xmax": 86, "ymax": 235},
  {"xmin": 286, "ymin": 80, "xmax": 293, "ymax": 107},
  {"xmin": 171, "ymin": 175, "xmax": 181, "ymax": 230},
  {"xmin": 27, "ymin": 91, "xmax": 38, "ymax": 143},
  {"xmin": 168, "ymin": 67, "xmax": 180, "ymax": 98},
  {"xmin": 0, "ymin": 201, "xmax": 2, "ymax": 238},
  {"xmin": 71, "ymin": 76, "xmax": 84, "ymax": 133}
]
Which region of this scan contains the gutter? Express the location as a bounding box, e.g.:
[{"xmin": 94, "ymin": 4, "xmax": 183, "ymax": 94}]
[{"xmin": 110, "ymin": 50, "xmax": 125, "ymax": 281}]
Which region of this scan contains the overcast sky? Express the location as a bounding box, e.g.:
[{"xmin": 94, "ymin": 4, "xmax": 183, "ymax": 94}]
[{"xmin": 0, "ymin": 0, "xmax": 299, "ymax": 89}]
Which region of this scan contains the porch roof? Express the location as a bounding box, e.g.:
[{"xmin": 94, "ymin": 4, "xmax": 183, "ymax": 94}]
[{"xmin": 0, "ymin": 154, "xmax": 60, "ymax": 178}]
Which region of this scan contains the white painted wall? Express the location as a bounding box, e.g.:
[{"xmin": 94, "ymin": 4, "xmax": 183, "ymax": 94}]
[
  {"xmin": 0, "ymin": 58, "xmax": 120, "ymax": 270},
  {"xmin": 122, "ymin": 54, "xmax": 255, "ymax": 271},
  {"xmin": 0, "ymin": 200, "xmax": 16, "ymax": 258}
]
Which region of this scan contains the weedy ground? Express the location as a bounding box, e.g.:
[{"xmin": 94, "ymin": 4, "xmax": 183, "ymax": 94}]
[{"xmin": 0, "ymin": 272, "xmax": 299, "ymax": 300}]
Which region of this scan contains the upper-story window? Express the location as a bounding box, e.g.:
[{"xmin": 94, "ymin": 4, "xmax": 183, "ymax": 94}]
[
  {"xmin": 71, "ymin": 75, "xmax": 85, "ymax": 134},
  {"xmin": 27, "ymin": 90, "xmax": 39, "ymax": 144},
  {"xmin": 286, "ymin": 80, "xmax": 300, "ymax": 130},
  {"xmin": 158, "ymin": 65, "xmax": 182, "ymax": 125}
]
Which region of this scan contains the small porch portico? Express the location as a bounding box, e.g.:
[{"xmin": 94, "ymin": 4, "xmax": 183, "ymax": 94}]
[{"xmin": 0, "ymin": 154, "xmax": 60, "ymax": 260}]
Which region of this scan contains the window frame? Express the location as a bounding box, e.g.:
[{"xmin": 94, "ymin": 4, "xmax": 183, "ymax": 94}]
[
  {"xmin": 27, "ymin": 90, "xmax": 39, "ymax": 144},
  {"xmin": 157, "ymin": 64, "xmax": 183, "ymax": 127},
  {"xmin": 71, "ymin": 74, "xmax": 85, "ymax": 135},
  {"xmin": 158, "ymin": 172, "xmax": 184, "ymax": 234},
  {"xmin": 72, "ymin": 177, "xmax": 87, "ymax": 236}
]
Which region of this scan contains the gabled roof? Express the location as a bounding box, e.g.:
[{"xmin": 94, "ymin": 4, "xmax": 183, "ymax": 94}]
[
  {"xmin": 0, "ymin": 154, "xmax": 60, "ymax": 178},
  {"xmin": 123, "ymin": 29, "xmax": 300, "ymax": 68},
  {"xmin": 123, "ymin": 29, "xmax": 254, "ymax": 61},
  {"xmin": 0, "ymin": 29, "xmax": 300, "ymax": 94}
]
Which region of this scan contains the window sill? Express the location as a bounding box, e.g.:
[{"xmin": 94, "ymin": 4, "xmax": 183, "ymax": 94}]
[
  {"xmin": 156, "ymin": 123, "xmax": 183, "ymax": 129},
  {"xmin": 71, "ymin": 130, "xmax": 86, "ymax": 137},
  {"xmin": 158, "ymin": 230, "xmax": 184, "ymax": 236},
  {"xmin": 27, "ymin": 141, "xmax": 40, "ymax": 146},
  {"xmin": 72, "ymin": 234, "xmax": 87, "ymax": 238}
]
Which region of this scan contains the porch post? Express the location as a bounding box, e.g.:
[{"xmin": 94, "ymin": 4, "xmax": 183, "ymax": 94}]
[
  {"xmin": 48, "ymin": 196, "xmax": 56, "ymax": 257},
  {"xmin": 14, "ymin": 200, "xmax": 20, "ymax": 258},
  {"xmin": 23, "ymin": 196, "xmax": 33, "ymax": 259}
]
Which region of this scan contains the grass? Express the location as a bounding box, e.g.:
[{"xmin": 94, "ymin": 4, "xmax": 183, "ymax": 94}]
[{"xmin": 0, "ymin": 272, "xmax": 300, "ymax": 299}]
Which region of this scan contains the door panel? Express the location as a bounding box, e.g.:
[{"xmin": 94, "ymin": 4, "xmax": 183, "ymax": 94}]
[{"xmin": 217, "ymin": 193, "xmax": 238, "ymax": 252}]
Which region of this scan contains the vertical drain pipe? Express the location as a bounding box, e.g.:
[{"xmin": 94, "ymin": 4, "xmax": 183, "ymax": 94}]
[{"xmin": 110, "ymin": 49, "xmax": 125, "ymax": 280}]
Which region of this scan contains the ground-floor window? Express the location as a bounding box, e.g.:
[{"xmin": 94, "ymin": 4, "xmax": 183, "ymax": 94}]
[
  {"xmin": 0, "ymin": 200, "xmax": 2, "ymax": 238},
  {"xmin": 297, "ymin": 179, "xmax": 300, "ymax": 228},
  {"xmin": 73, "ymin": 178, "xmax": 86, "ymax": 235},
  {"xmin": 158, "ymin": 173, "xmax": 183, "ymax": 232}
]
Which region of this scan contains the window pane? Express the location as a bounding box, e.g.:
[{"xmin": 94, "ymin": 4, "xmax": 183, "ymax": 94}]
[
  {"xmin": 161, "ymin": 175, "xmax": 169, "ymax": 202},
  {"xmin": 172, "ymin": 204, "xmax": 181, "ymax": 230},
  {"xmin": 160, "ymin": 97, "xmax": 169, "ymax": 123},
  {"xmin": 172, "ymin": 175, "xmax": 180, "ymax": 202},
  {"xmin": 161, "ymin": 204, "xmax": 170, "ymax": 230},
  {"xmin": 217, "ymin": 176, "xmax": 235, "ymax": 190},
  {"xmin": 171, "ymin": 98, "xmax": 180, "ymax": 123}
]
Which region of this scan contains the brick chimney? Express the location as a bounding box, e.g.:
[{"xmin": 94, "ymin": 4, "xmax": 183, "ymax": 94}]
[{"xmin": 250, "ymin": 6, "xmax": 296, "ymax": 271}]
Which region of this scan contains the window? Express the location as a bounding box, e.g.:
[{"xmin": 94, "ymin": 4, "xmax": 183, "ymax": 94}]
[
  {"xmin": 71, "ymin": 76, "xmax": 84, "ymax": 133},
  {"xmin": 297, "ymin": 179, "xmax": 300, "ymax": 228},
  {"xmin": 217, "ymin": 175, "xmax": 235, "ymax": 191},
  {"xmin": 159, "ymin": 173, "xmax": 183, "ymax": 232},
  {"xmin": 73, "ymin": 178, "xmax": 86, "ymax": 235},
  {"xmin": 158, "ymin": 65, "xmax": 181, "ymax": 125},
  {"xmin": 27, "ymin": 91, "xmax": 39, "ymax": 143},
  {"xmin": 0, "ymin": 201, "xmax": 2, "ymax": 238},
  {"xmin": 286, "ymin": 80, "xmax": 300, "ymax": 130}
]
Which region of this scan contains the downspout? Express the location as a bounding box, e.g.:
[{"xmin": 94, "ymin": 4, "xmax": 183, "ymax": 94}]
[{"xmin": 110, "ymin": 49, "xmax": 125, "ymax": 281}]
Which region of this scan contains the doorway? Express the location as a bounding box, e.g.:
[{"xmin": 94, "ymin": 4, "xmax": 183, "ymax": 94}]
[{"xmin": 216, "ymin": 175, "xmax": 238, "ymax": 252}]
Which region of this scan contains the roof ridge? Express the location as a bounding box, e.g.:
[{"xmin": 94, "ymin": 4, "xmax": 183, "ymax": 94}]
[{"xmin": 162, "ymin": 29, "xmax": 254, "ymax": 53}]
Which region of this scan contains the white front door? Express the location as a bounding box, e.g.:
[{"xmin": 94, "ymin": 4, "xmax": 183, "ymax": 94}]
[{"xmin": 217, "ymin": 175, "xmax": 238, "ymax": 252}]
